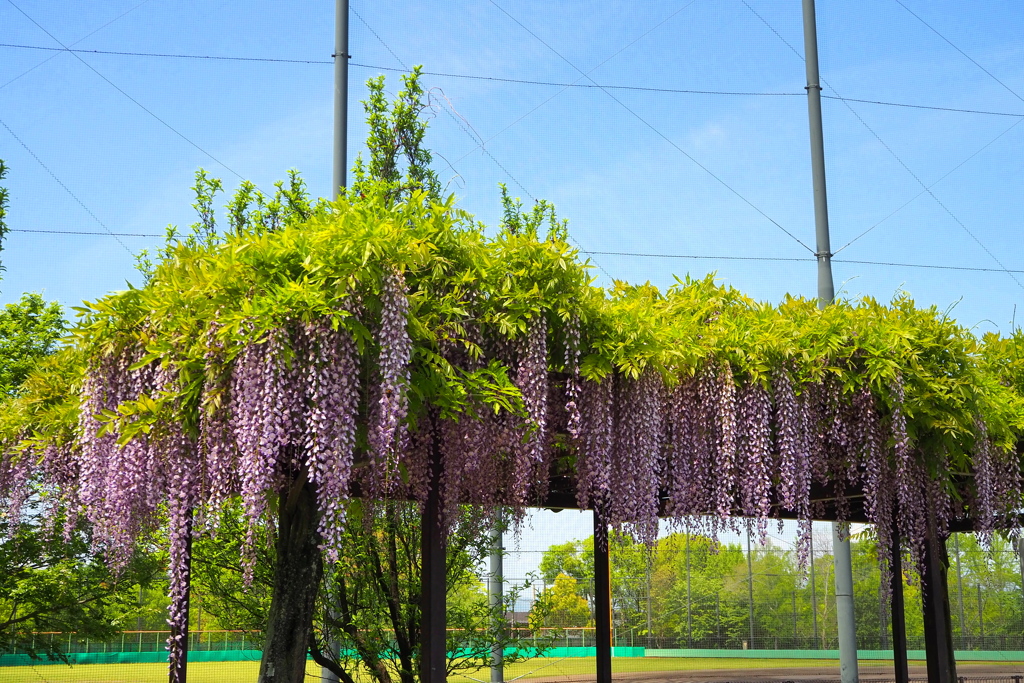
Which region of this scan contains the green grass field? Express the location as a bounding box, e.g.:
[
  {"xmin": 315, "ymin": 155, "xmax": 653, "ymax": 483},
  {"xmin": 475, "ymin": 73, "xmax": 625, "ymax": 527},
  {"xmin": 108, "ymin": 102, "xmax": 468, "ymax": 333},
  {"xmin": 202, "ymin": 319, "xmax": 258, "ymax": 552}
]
[{"xmin": 6, "ymin": 656, "xmax": 1017, "ymax": 683}]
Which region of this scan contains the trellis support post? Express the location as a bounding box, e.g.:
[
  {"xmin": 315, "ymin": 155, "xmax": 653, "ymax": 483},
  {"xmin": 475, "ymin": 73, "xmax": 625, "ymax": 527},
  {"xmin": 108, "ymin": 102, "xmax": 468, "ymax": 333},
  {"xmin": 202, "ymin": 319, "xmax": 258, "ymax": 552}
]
[
  {"xmin": 921, "ymin": 514, "xmax": 957, "ymax": 683},
  {"xmin": 420, "ymin": 433, "xmax": 447, "ymax": 683},
  {"xmin": 593, "ymin": 508, "xmax": 612, "ymax": 683},
  {"xmin": 890, "ymin": 521, "xmax": 909, "ymax": 683},
  {"xmin": 489, "ymin": 519, "xmax": 504, "ymax": 683}
]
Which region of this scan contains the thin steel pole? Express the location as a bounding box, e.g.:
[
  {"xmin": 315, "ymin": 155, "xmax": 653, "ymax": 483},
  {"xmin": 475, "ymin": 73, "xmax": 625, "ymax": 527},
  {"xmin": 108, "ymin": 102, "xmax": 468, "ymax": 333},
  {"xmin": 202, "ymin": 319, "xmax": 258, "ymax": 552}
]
[
  {"xmin": 686, "ymin": 531, "xmax": 692, "ymax": 647},
  {"xmin": 954, "ymin": 534, "xmax": 966, "ymax": 642},
  {"xmin": 977, "ymin": 583, "xmax": 985, "ymax": 641},
  {"xmin": 1018, "ymin": 537, "xmax": 1024, "ymax": 622},
  {"xmin": 646, "ymin": 561, "xmax": 653, "ymax": 649},
  {"xmin": 801, "ymin": 0, "xmax": 857, "ymax": 677},
  {"xmin": 809, "ymin": 528, "xmax": 818, "ymax": 645},
  {"xmin": 802, "ymin": 0, "xmax": 834, "ymax": 306},
  {"xmin": 831, "ymin": 523, "xmax": 858, "ymax": 683},
  {"xmin": 332, "ymin": 0, "xmax": 349, "ymax": 199},
  {"xmin": 324, "ymin": 10, "xmax": 348, "ymax": 678},
  {"xmin": 322, "ymin": 22, "xmax": 348, "ymax": 683}
]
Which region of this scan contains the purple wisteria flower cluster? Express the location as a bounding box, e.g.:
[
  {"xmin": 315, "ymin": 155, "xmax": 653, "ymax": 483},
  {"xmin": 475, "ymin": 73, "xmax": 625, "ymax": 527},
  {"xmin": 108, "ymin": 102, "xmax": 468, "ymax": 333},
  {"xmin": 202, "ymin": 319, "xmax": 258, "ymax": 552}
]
[
  {"xmin": 4, "ymin": 254, "xmax": 1024, "ymax": 674},
  {"xmin": 366, "ymin": 268, "xmax": 412, "ymax": 497}
]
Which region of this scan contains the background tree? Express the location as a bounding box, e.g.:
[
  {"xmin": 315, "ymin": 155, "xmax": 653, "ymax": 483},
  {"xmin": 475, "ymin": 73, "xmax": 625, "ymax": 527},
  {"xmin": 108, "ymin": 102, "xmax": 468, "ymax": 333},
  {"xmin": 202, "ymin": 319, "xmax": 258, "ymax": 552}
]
[
  {"xmin": 0, "ymin": 161, "xmax": 161, "ymax": 661},
  {"xmin": 4, "ymin": 54, "xmax": 1024, "ymax": 683},
  {"xmin": 529, "ymin": 573, "xmax": 591, "ymax": 630}
]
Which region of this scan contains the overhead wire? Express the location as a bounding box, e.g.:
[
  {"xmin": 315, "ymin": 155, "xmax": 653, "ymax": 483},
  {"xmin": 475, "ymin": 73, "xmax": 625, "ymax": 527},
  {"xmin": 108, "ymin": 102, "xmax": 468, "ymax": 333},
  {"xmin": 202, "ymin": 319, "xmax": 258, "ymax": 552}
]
[
  {"xmin": 5, "ymin": 4, "xmax": 1021, "ymax": 283},
  {"xmin": 487, "ymin": 0, "xmax": 814, "ymax": 255},
  {"xmin": 349, "ymin": 3, "xmax": 620, "ymax": 281},
  {"xmin": 453, "ymin": 0, "xmax": 706, "ymax": 166},
  {"xmin": 0, "ymin": 43, "xmax": 336, "ymax": 65},
  {"xmin": 348, "ymin": 5, "xmax": 534, "ymax": 203},
  {"xmin": 5, "ymin": 43, "xmax": 1024, "ymax": 118},
  {"xmin": 583, "ymin": 250, "xmax": 1024, "ymax": 275},
  {"xmin": 0, "ymin": 0, "xmax": 156, "ymax": 91},
  {"xmin": 10, "ymin": 226, "xmax": 1020, "ymax": 277},
  {"xmin": 0, "ymin": 118, "xmax": 132, "ymax": 253},
  {"xmin": 738, "ymin": 0, "xmax": 1024, "ymax": 291},
  {"xmin": 892, "ymin": 0, "xmax": 1024, "ymax": 106},
  {"xmin": 12, "ymin": 228, "xmax": 158, "ymax": 237},
  {"xmin": 5, "ymin": 0, "xmax": 249, "ymax": 184},
  {"xmin": 834, "ymin": 116, "xmax": 1024, "ymax": 254}
]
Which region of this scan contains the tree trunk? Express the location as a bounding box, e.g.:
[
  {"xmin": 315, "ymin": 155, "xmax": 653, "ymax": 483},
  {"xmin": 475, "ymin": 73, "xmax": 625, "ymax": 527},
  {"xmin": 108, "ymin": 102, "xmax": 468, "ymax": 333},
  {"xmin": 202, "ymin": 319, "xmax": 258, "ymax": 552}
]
[
  {"xmin": 258, "ymin": 473, "xmax": 322, "ymax": 683},
  {"xmin": 168, "ymin": 507, "xmax": 193, "ymax": 683}
]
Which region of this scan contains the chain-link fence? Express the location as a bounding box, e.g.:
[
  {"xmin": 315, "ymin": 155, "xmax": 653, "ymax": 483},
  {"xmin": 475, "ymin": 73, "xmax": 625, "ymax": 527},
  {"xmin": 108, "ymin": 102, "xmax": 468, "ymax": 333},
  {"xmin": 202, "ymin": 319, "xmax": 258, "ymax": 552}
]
[
  {"xmin": 4, "ymin": 516, "xmax": 1024, "ymax": 681},
  {"xmin": 500, "ymin": 517, "xmax": 1024, "ymax": 654}
]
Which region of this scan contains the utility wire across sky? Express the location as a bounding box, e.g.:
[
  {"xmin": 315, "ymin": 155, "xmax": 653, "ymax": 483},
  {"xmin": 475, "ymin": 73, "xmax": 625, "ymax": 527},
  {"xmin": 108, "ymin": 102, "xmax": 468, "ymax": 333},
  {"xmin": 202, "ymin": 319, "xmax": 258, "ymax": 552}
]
[
  {"xmin": 4, "ymin": 42, "xmax": 1022, "ymax": 119},
  {"xmin": 3, "ymin": 2, "xmax": 1021, "ymax": 295},
  {"xmin": 738, "ymin": 0, "xmax": 1024, "ymax": 292},
  {"xmin": 10, "ymin": 227, "xmax": 1021, "ymax": 277},
  {"xmin": 5, "ymin": 0, "xmax": 251, "ymax": 185}
]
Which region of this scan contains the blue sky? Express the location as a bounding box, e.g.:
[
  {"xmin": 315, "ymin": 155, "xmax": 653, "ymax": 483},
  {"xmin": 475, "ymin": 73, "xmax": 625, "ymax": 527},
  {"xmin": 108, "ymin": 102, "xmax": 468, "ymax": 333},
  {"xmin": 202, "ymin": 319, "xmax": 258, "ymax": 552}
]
[
  {"xmin": 3, "ymin": 0, "xmax": 1022, "ymax": 570},
  {"xmin": 2, "ymin": 0, "xmax": 1023, "ymax": 335}
]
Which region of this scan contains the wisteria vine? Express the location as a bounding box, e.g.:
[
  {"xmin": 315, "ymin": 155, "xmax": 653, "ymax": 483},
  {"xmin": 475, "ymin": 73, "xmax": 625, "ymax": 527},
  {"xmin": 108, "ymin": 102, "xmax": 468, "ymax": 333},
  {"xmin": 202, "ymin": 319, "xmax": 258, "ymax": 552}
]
[{"xmin": 1, "ymin": 188, "xmax": 1022, "ymax": 682}]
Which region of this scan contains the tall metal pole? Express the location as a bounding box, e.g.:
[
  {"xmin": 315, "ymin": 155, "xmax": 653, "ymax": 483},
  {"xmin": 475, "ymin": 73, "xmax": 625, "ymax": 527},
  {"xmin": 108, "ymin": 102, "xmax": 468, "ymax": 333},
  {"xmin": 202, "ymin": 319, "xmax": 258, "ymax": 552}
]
[
  {"xmin": 489, "ymin": 522, "xmax": 505, "ymax": 683},
  {"xmin": 831, "ymin": 523, "xmax": 858, "ymax": 682},
  {"xmin": 809, "ymin": 528, "xmax": 818, "ymax": 645},
  {"xmin": 802, "ymin": 0, "xmax": 834, "ymax": 307},
  {"xmin": 800, "ymin": 0, "xmax": 857, "ymax": 679},
  {"xmin": 323, "ymin": 8, "xmax": 349, "ymax": 682},
  {"xmin": 332, "ymin": 0, "xmax": 349, "ymax": 200}
]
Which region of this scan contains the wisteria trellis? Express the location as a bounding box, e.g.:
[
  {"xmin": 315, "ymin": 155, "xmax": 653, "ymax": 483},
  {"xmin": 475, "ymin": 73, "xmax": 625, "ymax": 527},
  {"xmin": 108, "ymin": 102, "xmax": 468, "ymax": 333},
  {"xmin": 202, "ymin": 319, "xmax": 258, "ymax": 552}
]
[{"xmin": 2, "ymin": 189, "xmax": 1023, "ymax": 673}]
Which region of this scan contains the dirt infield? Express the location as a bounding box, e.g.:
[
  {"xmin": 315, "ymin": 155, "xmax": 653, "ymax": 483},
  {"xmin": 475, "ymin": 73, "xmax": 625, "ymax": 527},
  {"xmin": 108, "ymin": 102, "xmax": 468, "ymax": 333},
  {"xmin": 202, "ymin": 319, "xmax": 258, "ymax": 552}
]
[{"xmin": 524, "ymin": 662, "xmax": 1024, "ymax": 682}]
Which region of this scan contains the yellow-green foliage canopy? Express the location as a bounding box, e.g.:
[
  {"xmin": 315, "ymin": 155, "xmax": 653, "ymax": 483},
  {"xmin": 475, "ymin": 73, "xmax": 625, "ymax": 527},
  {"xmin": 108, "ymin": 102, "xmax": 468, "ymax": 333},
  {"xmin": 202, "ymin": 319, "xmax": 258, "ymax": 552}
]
[{"xmin": 1, "ymin": 187, "xmax": 1022, "ymax": 580}]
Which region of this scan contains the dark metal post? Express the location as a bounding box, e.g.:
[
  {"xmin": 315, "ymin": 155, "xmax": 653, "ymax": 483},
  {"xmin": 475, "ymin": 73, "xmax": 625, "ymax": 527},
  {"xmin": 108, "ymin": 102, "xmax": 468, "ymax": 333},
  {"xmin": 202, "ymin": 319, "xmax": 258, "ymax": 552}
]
[
  {"xmin": 593, "ymin": 509, "xmax": 612, "ymax": 683},
  {"xmin": 890, "ymin": 525, "xmax": 909, "ymax": 683},
  {"xmin": 921, "ymin": 516, "xmax": 957, "ymax": 683},
  {"xmin": 420, "ymin": 435, "xmax": 447, "ymax": 683}
]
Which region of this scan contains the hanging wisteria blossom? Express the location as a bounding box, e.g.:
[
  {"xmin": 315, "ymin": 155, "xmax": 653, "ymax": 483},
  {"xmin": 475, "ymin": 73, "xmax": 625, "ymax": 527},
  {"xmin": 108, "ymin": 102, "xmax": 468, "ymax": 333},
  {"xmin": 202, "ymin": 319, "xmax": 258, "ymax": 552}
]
[{"xmin": 1, "ymin": 180, "xmax": 1023, "ymax": 683}]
